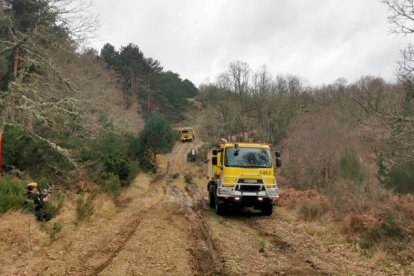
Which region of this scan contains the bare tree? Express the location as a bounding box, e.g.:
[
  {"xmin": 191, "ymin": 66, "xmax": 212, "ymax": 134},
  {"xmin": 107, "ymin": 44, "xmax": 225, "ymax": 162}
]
[{"xmin": 217, "ymin": 61, "xmax": 251, "ymax": 140}]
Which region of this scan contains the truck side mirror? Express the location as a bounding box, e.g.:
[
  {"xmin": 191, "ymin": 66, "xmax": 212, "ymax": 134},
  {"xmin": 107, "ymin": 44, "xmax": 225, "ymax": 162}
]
[
  {"xmin": 212, "ymin": 149, "xmax": 218, "ymax": 155},
  {"xmin": 212, "ymin": 157, "xmax": 217, "ymax": 165},
  {"xmin": 276, "ymin": 157, "xmax": 282, "ymax": 168},
  {"xmin": 275, "ymin": 151, "xmax": 281, "ymax": 158}
]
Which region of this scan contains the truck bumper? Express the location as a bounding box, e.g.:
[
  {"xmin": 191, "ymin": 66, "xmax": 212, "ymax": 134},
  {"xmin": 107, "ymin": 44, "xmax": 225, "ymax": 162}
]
[
  {"xmin": 216, "ymin": 187, "xmax": 279, "ymax": 206},
  {"xmin": 217, "ymin": 196, "xmax": 274, "ymax": 208}
]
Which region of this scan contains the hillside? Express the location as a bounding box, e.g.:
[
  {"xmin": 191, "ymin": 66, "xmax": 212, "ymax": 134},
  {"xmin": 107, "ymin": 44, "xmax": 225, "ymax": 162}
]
[{"xmin": 0, "ymin": 1, "xmax": 413, "ymax": 275}]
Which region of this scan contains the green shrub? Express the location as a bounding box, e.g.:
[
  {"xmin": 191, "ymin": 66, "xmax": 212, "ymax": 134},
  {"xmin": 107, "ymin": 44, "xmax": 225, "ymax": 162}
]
[
  {"xmin": 2, "ymin": 125, "xmax": 74, "ymax": 182},
  {"xmin": 49, "ymin": 221, "xmax": 63, "ymax": 241},
  {"xmin": 127, "ymin": 161, "xmax": 140, "ymax": 183},
  {"xmin": 187, "ymin": 150, "xmax": 196, "ymax": 162},
  {"xmin": 137, "ymin": 150, "xmax": 156, "ymax": 172},
  {"xmin": 385, "ymin": 162, "xmax": 414, "ymax": 194},
  {"xmin": 298, "ymin": 200, "xmax": 327, "ymax": 221},
  {"xmin": 184, "ymin": 174, "xmax": 193, "ymax": 185},
  {"xmin": 137, "ymin": 112, "xmax": 175, "ymax": 169},
  {"xmin": 359, "ymin": 214, "xmax": 405, "ymax": 250},
  {"xmin": 96, "ymin": 172, "xmax": 122, "ymax": 196},
  {"xmin": 0, "ymin": 176, "xmax": 29, "ymax": 214},
  {"xmin": 104, "ymin": 154, "xmax": 130, "ymax": 182},
  {"xmin": 81, "ymin": 131, "xmax": 138, "ymax": 183},
  {"xmin": 43, "ymin": 191, "xmax": 65, "ymax": 219},
  {"xmin": 339, "ymin": 149, "xmax": 364, "ymax": 183},
  {"xmin": 76, "ymin": 194, "xmax": 96, "ymax": 220}
]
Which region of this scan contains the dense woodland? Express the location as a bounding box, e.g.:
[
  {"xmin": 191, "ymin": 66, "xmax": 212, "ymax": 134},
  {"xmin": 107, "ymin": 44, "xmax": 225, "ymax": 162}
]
[{"xmin": 99, "ymin": 43, "xmax": 198, "ymax": 121}]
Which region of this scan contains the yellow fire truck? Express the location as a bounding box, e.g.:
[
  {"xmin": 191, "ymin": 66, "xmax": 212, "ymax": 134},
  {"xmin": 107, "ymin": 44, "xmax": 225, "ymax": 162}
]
[
  {"xmin": 179, "ymin": 127, "xmax": 195, "ymax": 142},
  {"xmin": 207, "ymin": 142, "xmax": 281, "ymax": 215}
]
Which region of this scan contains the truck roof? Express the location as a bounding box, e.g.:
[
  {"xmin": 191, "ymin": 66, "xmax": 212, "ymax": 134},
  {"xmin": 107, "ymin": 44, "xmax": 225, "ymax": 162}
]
[{"xmin": 221, "ymin": 142, "xmax": 271, "ymax": 149}]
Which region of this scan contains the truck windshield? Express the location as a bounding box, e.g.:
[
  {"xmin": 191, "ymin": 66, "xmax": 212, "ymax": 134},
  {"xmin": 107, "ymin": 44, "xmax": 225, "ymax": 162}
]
[
  {"xmin": 225, "ymin": 147, "xmax": 272, "ymax": 168},
  {"xmin": 181, "ymin": 130, "xmax": 190, "ymax": 134}
]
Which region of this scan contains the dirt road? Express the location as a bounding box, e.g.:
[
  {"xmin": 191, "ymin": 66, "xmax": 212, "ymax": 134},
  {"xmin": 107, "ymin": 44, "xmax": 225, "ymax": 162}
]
[
  {"xmin": 0, "ymin": 140, "xmax": 405, "ymax": 275},
  {"xmin": 69, "ymin": 140, "xmax": 223, "ymax": 276}
]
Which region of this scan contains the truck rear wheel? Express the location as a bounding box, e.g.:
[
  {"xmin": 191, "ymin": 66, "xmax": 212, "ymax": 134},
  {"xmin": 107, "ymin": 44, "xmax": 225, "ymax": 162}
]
[{"xmin": 261, "ymin": 204, "xmax": 273, "ymax": 216}]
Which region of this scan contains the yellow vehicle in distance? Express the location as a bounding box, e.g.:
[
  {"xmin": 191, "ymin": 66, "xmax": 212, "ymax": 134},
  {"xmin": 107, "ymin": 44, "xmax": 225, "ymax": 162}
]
[
  {"xmin": 207, "ymin": 141, "xmax": 281, "ymax": 215},
  {"xmin": 179, "ymin": 127, "xmax": 195, "ymax": 142}
]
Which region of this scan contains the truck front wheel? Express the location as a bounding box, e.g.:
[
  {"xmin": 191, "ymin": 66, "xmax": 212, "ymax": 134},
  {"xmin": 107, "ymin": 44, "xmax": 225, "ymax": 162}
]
[
  {"xmin": 209, "ymin": 189, "xmax": 215, "ymax": 208},
  {"xmin": 216, "ymin": 202, "xmax": 226, "ymax": 216},
  {"xmin": 261, "ymin": 204, "xmax": 273, "ymax": 216}
]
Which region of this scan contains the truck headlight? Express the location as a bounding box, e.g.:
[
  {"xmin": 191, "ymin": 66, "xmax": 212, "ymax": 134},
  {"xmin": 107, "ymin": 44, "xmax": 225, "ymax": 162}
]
[
  {"xmin": 217, "ymin": 187, "xmax": 233, "ymax": 196},
  {"xmin": 267, "ymin": 188, "xmax": 278, "ymax": 198}
]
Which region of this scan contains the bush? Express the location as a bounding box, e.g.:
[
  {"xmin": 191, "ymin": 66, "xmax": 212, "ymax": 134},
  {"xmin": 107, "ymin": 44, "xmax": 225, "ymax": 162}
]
[
  {"xmin": 2, "ymin": 125, "xmax": 74, "ymax": 182},
  {"xmin": 76, "ymin": 194, "xmax": 96, "ymax": 220},
  {"xmin": 359, "ymin": 214, "xmax": 406, "ymax": 250},
  {"xmin": 104, "ymin": 154, "xmax": 130, "ymax": 182},
  {"xmin": 184, "ymin": 174, "xmax": 193, "ymax": 184},
  {"xmin": 0, "ymin": 176, "xmax": 29, "ymax": 214},
  {"xmin": 137, "ymin": 112, "xmax": 176, "ymax": 169},
  {"xmin": 187, "ymin": 150, "xmax": 196, "ymax": 162},
  {"xmin": 81, "ymin": 131, "xmax": 139, "ymax": 183},
  {"xmin": 49, "ymin": 221, "xmax": 63, "ymax": 241},
  {"xmin": 96, "ymin": 172, "xmax": 122, "ymax": 196},
  {"xmin": 43, "ymin": 191, "xmax": 65, "ymax": 219},
  {"xmin": 339, "ymin": 149, "xmax": 364, "ymax": 183},
  {"xmin": 298, "ymin": 199, "xmax": 328, "ymax": 221},
  {"xmin": 385, "ymin": 162, "xmax": 414, "ymax": 194}
]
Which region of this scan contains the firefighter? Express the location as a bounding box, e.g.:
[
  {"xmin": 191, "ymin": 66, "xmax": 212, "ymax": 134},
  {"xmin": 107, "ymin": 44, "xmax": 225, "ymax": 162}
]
[{"xmin": 26, "ymin": 182, "xmax": 50, "ymax": 221}]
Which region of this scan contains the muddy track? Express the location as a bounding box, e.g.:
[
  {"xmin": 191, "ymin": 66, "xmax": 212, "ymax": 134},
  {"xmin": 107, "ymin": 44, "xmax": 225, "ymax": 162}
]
[
  {"xmin": 241, "ymin": 217, "xmax": 327, "ymax": 275},
  {"xmin": 68, "ymin": 141, "xmax": 217, "ymax": 275},
  {"xmin": 69, "ymin": 178, "xmax": 166, "ymax": 276},
  {"xmin": 71, "ymin": 142, "xmax": 196, "ymax": 275},
  {"xmin": 182, "ymin": 183, "xmax": 224, "ymax": 275}
]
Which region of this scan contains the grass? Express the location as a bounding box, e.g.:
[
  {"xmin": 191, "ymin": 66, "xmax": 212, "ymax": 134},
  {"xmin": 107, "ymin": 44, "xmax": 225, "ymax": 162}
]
[
  {"xmin": 298, "ymin": 199, "xmax": 328, "ymax": 221},
  {"xmin": 49, "ymin": 221, "xmax": 63, "ymax": 241},
  {"xmin": 258, "ymin": 238, "xmax": 267, "ymax": 252},
  {"xmin": 172, "ymin": 173, "xmax": 180, "ymax": 179},
  {"xmin": 184, "ymin": 174, "xmax": 193, "ymax": 185},
  {"xmin": 76, "ymin": 194, "xmax": 96, "ymax": 221}
]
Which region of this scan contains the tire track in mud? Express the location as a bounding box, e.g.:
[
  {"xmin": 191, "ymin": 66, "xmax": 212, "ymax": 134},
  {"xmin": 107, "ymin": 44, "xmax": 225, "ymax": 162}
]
[
  {"xmin": 241, "ymin": 217, "xmax": 328, "ymax": 275},
  {"xmin": 70, "ymin": 142, "xmax": 200, "ymax": 275},
  {"xmin": 69, "ymin": 177, "xmax": 166, "ymax": 276},
  {"xmin": 184, "ymin": 184, "xmax": 224, "ymax": 275}
]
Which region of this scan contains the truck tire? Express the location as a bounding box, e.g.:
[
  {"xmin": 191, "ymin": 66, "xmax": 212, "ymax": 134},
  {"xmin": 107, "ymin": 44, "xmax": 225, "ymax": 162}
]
[
  {"xmin": 216, "ymin": 202, "xmax": 226, "ymax": 216},
  {"xmin": 209, "ymin": 190, "xmax": 215, "ymax": 208},
  {"xmin": 261, "ymin": 204, "xmax": 273, "ymax": 216}
]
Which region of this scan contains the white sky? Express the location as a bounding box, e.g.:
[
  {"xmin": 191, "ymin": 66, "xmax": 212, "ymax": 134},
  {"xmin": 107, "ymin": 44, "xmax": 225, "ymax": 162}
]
[{"xmin": 89, "ymin": 0, "xmax": 411, "ymax": 86}]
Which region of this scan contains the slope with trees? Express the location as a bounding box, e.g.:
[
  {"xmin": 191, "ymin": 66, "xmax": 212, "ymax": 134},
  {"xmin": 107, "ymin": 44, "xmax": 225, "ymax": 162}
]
[
  {"xmin": 99, "ymin": 43, "xmax": 198, "ymax": 121},
  {"xmin": 0, "ymin": 0, "xmax": 178, "ymax": 218},
  {"xmin": 198, "ymin": 63, "xmax": 413, "ymax": 264}
]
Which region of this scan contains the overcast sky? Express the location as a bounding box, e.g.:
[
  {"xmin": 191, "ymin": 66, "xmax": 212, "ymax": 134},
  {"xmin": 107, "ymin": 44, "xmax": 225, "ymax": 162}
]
[{"xmin": 89, "ymin": 0, "xmax": 411, "ymax": 86}]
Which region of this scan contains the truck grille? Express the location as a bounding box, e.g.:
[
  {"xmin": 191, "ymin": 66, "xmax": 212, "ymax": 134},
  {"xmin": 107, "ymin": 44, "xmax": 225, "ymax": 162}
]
[
  {"xmin": 237, "ymin": 179, "xmax": 263, "ymax": 184},
  {"xmin": 237, "ymin": 185, "xmax": 263, "ymax": 192}
]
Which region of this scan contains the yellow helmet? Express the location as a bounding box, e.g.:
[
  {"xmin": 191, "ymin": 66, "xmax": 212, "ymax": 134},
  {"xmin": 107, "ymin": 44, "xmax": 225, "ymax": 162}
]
[{"xmin": 27, "ymin": 182, "xmax": 38, "ymax": 188}]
